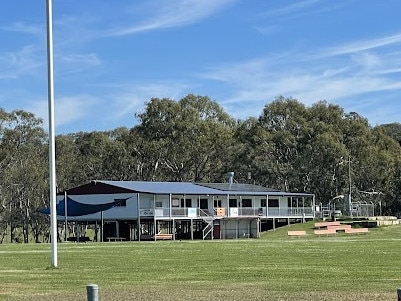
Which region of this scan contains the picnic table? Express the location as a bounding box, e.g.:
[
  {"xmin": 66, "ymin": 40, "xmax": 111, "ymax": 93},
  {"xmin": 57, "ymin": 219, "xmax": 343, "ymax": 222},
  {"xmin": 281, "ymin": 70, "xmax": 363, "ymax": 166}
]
[{"xmin": 314, "ymin": 221, "xmax": 341, "ymax": 228}]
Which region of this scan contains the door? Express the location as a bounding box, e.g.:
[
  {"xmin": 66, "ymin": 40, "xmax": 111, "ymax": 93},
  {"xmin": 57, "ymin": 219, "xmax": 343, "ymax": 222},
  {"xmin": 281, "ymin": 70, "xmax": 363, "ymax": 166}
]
[{"xmin": 213, "ymin": 221, "xmax": 220, "ymax": 239}]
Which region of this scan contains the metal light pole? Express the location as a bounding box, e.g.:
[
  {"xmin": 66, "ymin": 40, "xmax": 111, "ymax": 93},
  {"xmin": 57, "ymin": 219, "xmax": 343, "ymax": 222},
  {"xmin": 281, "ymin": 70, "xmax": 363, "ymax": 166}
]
[
  {"xmin": 338, "ymin": 156, "xmax": 352, "ymax": 216},
  {"xmin": 46, "ymin": 0, "xmax": 58, "ymax": 268},
  {"xmin": 348, "ymin": 156, "xmax": 352, "ymax": 208}
]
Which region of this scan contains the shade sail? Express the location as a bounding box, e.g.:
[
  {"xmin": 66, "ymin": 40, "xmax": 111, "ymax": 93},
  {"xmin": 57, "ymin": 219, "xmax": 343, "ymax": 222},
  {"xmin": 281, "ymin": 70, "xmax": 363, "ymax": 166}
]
[{"xmin": 38, "ymin": 197, "xmax": 124, "ymax": 217}]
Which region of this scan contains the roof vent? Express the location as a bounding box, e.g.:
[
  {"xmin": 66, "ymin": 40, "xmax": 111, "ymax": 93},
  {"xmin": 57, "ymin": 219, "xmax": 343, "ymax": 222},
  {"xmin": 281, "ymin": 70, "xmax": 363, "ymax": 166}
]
[{"xmin": 227, "ymin": 172, "xmax": 234, "ymax": 190}]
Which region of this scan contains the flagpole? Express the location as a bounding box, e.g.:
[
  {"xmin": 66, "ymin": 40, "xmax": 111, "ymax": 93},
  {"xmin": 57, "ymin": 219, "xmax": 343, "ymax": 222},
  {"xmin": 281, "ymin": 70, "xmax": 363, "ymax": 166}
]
[{"xmin": 46, "ymin": 0, "xmax": 58, "ymax": 268}]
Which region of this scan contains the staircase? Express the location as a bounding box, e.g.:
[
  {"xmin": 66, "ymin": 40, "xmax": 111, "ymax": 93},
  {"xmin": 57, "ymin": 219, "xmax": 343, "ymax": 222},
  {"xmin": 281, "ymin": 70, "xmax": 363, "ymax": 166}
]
[{"xmin": 202, "ymin": 217, "xmax": 214, "ymax": 240}]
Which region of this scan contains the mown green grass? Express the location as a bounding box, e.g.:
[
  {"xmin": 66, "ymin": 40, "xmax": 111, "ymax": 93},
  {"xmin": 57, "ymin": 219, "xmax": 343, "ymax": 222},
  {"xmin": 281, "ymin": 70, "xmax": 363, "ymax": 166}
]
[{"xmin": 1, "ymin": 222, "xmax": 401, "ymax": 301}]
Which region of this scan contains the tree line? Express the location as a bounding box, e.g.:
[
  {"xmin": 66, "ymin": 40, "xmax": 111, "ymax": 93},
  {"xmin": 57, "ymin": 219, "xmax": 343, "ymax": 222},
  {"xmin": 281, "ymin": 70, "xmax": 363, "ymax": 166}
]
[{"xmin": 1, "ymin": 95, "xmax": 401, "ymax": 242}]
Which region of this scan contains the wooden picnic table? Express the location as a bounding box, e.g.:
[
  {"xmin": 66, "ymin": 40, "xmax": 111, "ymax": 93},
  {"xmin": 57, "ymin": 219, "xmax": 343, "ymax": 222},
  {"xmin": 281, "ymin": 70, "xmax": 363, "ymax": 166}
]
[{"xmin": 314, "ymin": 221, "xmax": 341, "ymax": 228}]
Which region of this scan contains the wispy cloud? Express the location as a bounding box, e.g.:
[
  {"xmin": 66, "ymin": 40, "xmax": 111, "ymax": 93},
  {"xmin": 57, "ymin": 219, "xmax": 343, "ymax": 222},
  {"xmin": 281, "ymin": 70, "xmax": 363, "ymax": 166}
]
[
  {"xmin": 199, "ymin": 31, "xmax": 401, "ymax": 120},
  {"xmin": 58, "ymin": 53, "xmax": 102, "ymax": 74},
  {"xmin": 108, "ymin": 0, "xmax": 236, "ymax": 36},
  {"xmin": 322, "ymin": 32, "xmax": 401, "ymax": 57},
  {"xmin": 0, "ymin": 45, "xmax": 43, "ymax": 79},
  {"xmin": 28, "ymin": 95, "xmax": 99, "ymax": 130},
  {"xmin": 107, "ymin": 81, "xmax": 190, "ymax": 118},
  {"xmin": 258, "ymin": 0, "xmax": 347, "ymax": 23},
  {"xmin": 61, "ymin": 53, "xmax": 101, "ymax": 66},
  {"xmin": 0, "ymin": 22, "xmax": 42, "ymax": 35},
  {"xmin": 28, "ymin": 81, "xmax": 190, "ymax": 132},
  {"xmin": 262, "ymin": 0, "xmax": 321, "ymax": 18}
]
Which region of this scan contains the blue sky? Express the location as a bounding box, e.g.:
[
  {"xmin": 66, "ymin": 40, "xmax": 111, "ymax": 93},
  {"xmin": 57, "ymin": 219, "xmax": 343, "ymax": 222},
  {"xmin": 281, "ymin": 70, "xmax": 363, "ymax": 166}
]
[{"xmin": 1, "ymin": 0, "xmax": 401, "ymax": 134}]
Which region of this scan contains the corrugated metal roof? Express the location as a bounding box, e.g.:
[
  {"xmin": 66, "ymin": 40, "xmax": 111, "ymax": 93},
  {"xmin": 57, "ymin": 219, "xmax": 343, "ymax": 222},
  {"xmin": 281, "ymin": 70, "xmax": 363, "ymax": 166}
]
[
  {"xmin": 197, "ymin": 183, "xmax": 281, "ymax": 192},
  {"xmin": 97, "ymin": 180, "xmax": 313, "ymax": 197},
  {"xmin": 98, "ymin": 181, "xmax": 224, "ymax": 195}
]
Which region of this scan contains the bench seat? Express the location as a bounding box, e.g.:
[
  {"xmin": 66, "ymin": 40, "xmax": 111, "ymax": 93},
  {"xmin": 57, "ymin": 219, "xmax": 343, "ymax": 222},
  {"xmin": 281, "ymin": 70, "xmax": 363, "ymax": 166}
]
[
  {"xmin": 314, "ymin": 229, "xmax": 336, "ymax": 236},
  {"xmin": 287, "ymin": 230, "xmax": 307, "ymax": 237},
  {"xmin": 344, "ymin": 228, "xmax": 369, "ymax": 234},
  {"xmin": 153, "ymin": 233, "xmax": 173, "ymax": 240},
  {"xmin": 327, "ymin": 225, "xmax": 352, "ymax": 231}
]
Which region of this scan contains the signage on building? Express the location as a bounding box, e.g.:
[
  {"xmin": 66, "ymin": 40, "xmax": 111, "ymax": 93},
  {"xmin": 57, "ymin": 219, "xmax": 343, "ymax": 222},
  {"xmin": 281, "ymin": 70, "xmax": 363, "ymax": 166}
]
[{"xmin": 140, "ymin": 209, "xmax": 154, "ymax": 216}]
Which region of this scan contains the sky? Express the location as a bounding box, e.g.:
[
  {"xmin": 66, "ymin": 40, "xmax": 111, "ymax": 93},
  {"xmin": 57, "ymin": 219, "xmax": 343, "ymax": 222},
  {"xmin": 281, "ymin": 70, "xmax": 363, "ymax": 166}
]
[{"xmin": 1, "ymin": 0, "xmax": 401, "ymax": 134}]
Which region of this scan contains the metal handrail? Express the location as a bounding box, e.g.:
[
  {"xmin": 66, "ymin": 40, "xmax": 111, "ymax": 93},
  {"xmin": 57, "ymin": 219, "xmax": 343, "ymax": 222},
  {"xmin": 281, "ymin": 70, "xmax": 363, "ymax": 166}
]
[{"xmin": 153, "ymin": 207, "xmax": 315, "ymax": 218}]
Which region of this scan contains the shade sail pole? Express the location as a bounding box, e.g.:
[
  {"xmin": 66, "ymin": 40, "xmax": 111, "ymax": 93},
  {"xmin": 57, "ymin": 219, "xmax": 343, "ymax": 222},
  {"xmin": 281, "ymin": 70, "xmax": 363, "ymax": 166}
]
[
  {"xmin": 64, "ymin": 191, "xmax": 68, "ymax": 241},
  {"xmin": 46, "ymin": 0, "xmax": 58, "ymax": 268}
]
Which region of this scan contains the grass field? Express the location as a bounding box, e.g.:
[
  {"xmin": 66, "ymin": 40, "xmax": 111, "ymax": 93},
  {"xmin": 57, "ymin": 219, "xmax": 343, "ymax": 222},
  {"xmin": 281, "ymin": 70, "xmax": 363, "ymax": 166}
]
[{"xmin": 1, "ymin": 222, "xmax": 401, "ymax": 301}]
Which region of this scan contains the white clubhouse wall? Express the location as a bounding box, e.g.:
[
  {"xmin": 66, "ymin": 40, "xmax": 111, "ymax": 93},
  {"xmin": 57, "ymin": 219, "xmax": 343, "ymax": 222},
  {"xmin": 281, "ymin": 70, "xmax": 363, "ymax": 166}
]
[{"xmin": 57, "ymin": 193, "xmax": 293, "ymax": 221}]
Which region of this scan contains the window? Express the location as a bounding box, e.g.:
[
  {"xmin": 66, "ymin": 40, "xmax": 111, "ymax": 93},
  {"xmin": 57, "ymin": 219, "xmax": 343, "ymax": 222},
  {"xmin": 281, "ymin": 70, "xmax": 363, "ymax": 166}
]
[
  {"xmin": 199, "ymin": 199, "xmax": 208, "ymax": 209},
  {"xmin": 242, "ymin": 199, "xmax": 252, "ymax": 207},
  {"xmin": 155, "ymin": 201, "xmax": 163, "ymax": 208},
  {"xmin": 214, "ymin": 199, "xmax": 222, "ymax": 208},
  {"xmin": 181, "ymin": 198, "xmax": 192, "ymax": 207},
  {"xmin": 268, "ymin": 199, "xmax": 279, "ymax": 208},
  {"xmin": 114, "ymin": 199, "xmax": 127, "ymax": 207},
  {"xmin": 287, "ymin": 197, "xmax": 298, "ymax": 207},
  {"xmin": 172, "ymin": 199, "xmax": 180, "ymax": 207},
  {"xmin": 261, "ymin": 199, "xmax": 267, "ymax": 207},
  {"xmin": 229, "ymin": 199, "xmax": 238, "ymax": 207}
]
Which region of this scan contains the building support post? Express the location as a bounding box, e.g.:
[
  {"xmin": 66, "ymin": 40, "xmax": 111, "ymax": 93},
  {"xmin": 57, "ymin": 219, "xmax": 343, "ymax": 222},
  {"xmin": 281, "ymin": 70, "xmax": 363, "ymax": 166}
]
[
  {"xmin": 137, "ymin": 193, "xmax": 141, "ymax": 242},
  {"xmin": 64, "ymin": 191, "xmax": 68, "ymax": 241},
  {"xmin": 100, "ymin": 211, "xmax": 103, "ymax": 242},
  {"xmin": 190, "ymin": 219, "xmax": 194, "ymax": 240},
  {"xmin": 173, "ymin": 219, "xmax": 176, "ymax": 240}
]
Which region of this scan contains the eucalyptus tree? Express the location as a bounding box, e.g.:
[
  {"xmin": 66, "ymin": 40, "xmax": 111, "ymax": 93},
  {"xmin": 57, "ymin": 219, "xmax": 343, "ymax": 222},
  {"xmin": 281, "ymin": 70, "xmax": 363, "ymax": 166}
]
[
  {"xmin": 55, "ymin": 134, "xmax": 83, "ymax": 191},
  {"xmin": 376, "ymin": 122, "xmax": 401, "ymax": 146},
  {"xmin": 101, "ymin": 127, "xmax": 133, "ymax": 180},
  {"xmin": 235, "ymin": 97, "xmax": 399, "ymax": 210},
  {"xmin": 72, "ymin": 131, "xmax": 124, "ymax": 181},
  {"xmin": 256, "ymin": 96, "xmax": 310, "ymax": 191},
  {"xmin": 303, "ymin": 101, "xmax": 349, "ymax": 202},
  {"xmin": 122, "ymin": 126, "xmax": 163, "ymax": 181},
  {"xmin": 353, "ymin": 125, "xmax": 401, "ymax": 215},
  {"xmin": 134, "ymin": 94, "xmax": 237, "ymax": 182},
  {"xmin": 233, "ymin": 117, "xmax": 276, "ymax": 185},
  {"xmin": 0, "ymin": 110, "xmax": 48, "ymax": 243}
]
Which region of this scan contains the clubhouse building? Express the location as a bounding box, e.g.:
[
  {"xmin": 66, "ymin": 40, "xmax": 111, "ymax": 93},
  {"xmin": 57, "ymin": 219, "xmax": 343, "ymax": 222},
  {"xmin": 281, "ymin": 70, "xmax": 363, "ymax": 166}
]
[{"xmin": 50, "ymin": 179, "xmax": 316, "ymax": 241}]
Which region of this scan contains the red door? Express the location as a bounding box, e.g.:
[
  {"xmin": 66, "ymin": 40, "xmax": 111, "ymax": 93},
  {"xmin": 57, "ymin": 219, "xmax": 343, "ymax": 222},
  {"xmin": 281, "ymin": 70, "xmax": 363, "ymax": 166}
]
[{"xmin": 213, "ymin": 224, "xmax": 220, "ymax": 239}]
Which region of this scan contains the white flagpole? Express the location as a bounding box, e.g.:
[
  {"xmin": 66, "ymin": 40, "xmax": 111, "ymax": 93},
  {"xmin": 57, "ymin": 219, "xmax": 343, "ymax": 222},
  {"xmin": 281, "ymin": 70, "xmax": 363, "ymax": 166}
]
[{"xmin": 46, "ymin": 0, "xmax": 58, "ymax": 268}]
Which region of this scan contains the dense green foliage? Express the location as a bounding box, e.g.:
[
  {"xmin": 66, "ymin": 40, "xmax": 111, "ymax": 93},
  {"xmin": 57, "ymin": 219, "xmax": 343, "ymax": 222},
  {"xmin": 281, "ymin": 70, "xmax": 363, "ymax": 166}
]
[
  {"xmin": 1, "ymin": 95, "xmax": 401, "ymax": 242},
  {"xmin": 1, "ymin": 223, "xmax": 401, "ymax": 300}
]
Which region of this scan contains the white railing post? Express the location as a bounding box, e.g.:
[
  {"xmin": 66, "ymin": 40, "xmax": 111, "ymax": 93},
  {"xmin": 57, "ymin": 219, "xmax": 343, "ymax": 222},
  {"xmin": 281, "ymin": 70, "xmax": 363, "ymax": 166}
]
[{"xmin": 86, "ymin": 284, "xmax": 99, "ymax": 301}]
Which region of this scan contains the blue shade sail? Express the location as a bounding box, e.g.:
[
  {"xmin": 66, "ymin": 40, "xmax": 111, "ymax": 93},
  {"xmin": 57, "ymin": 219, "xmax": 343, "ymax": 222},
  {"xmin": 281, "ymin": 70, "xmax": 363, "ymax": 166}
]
[{"xmin": 38, "ymin": 197, "xmax": 124, "ymax": 217}]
